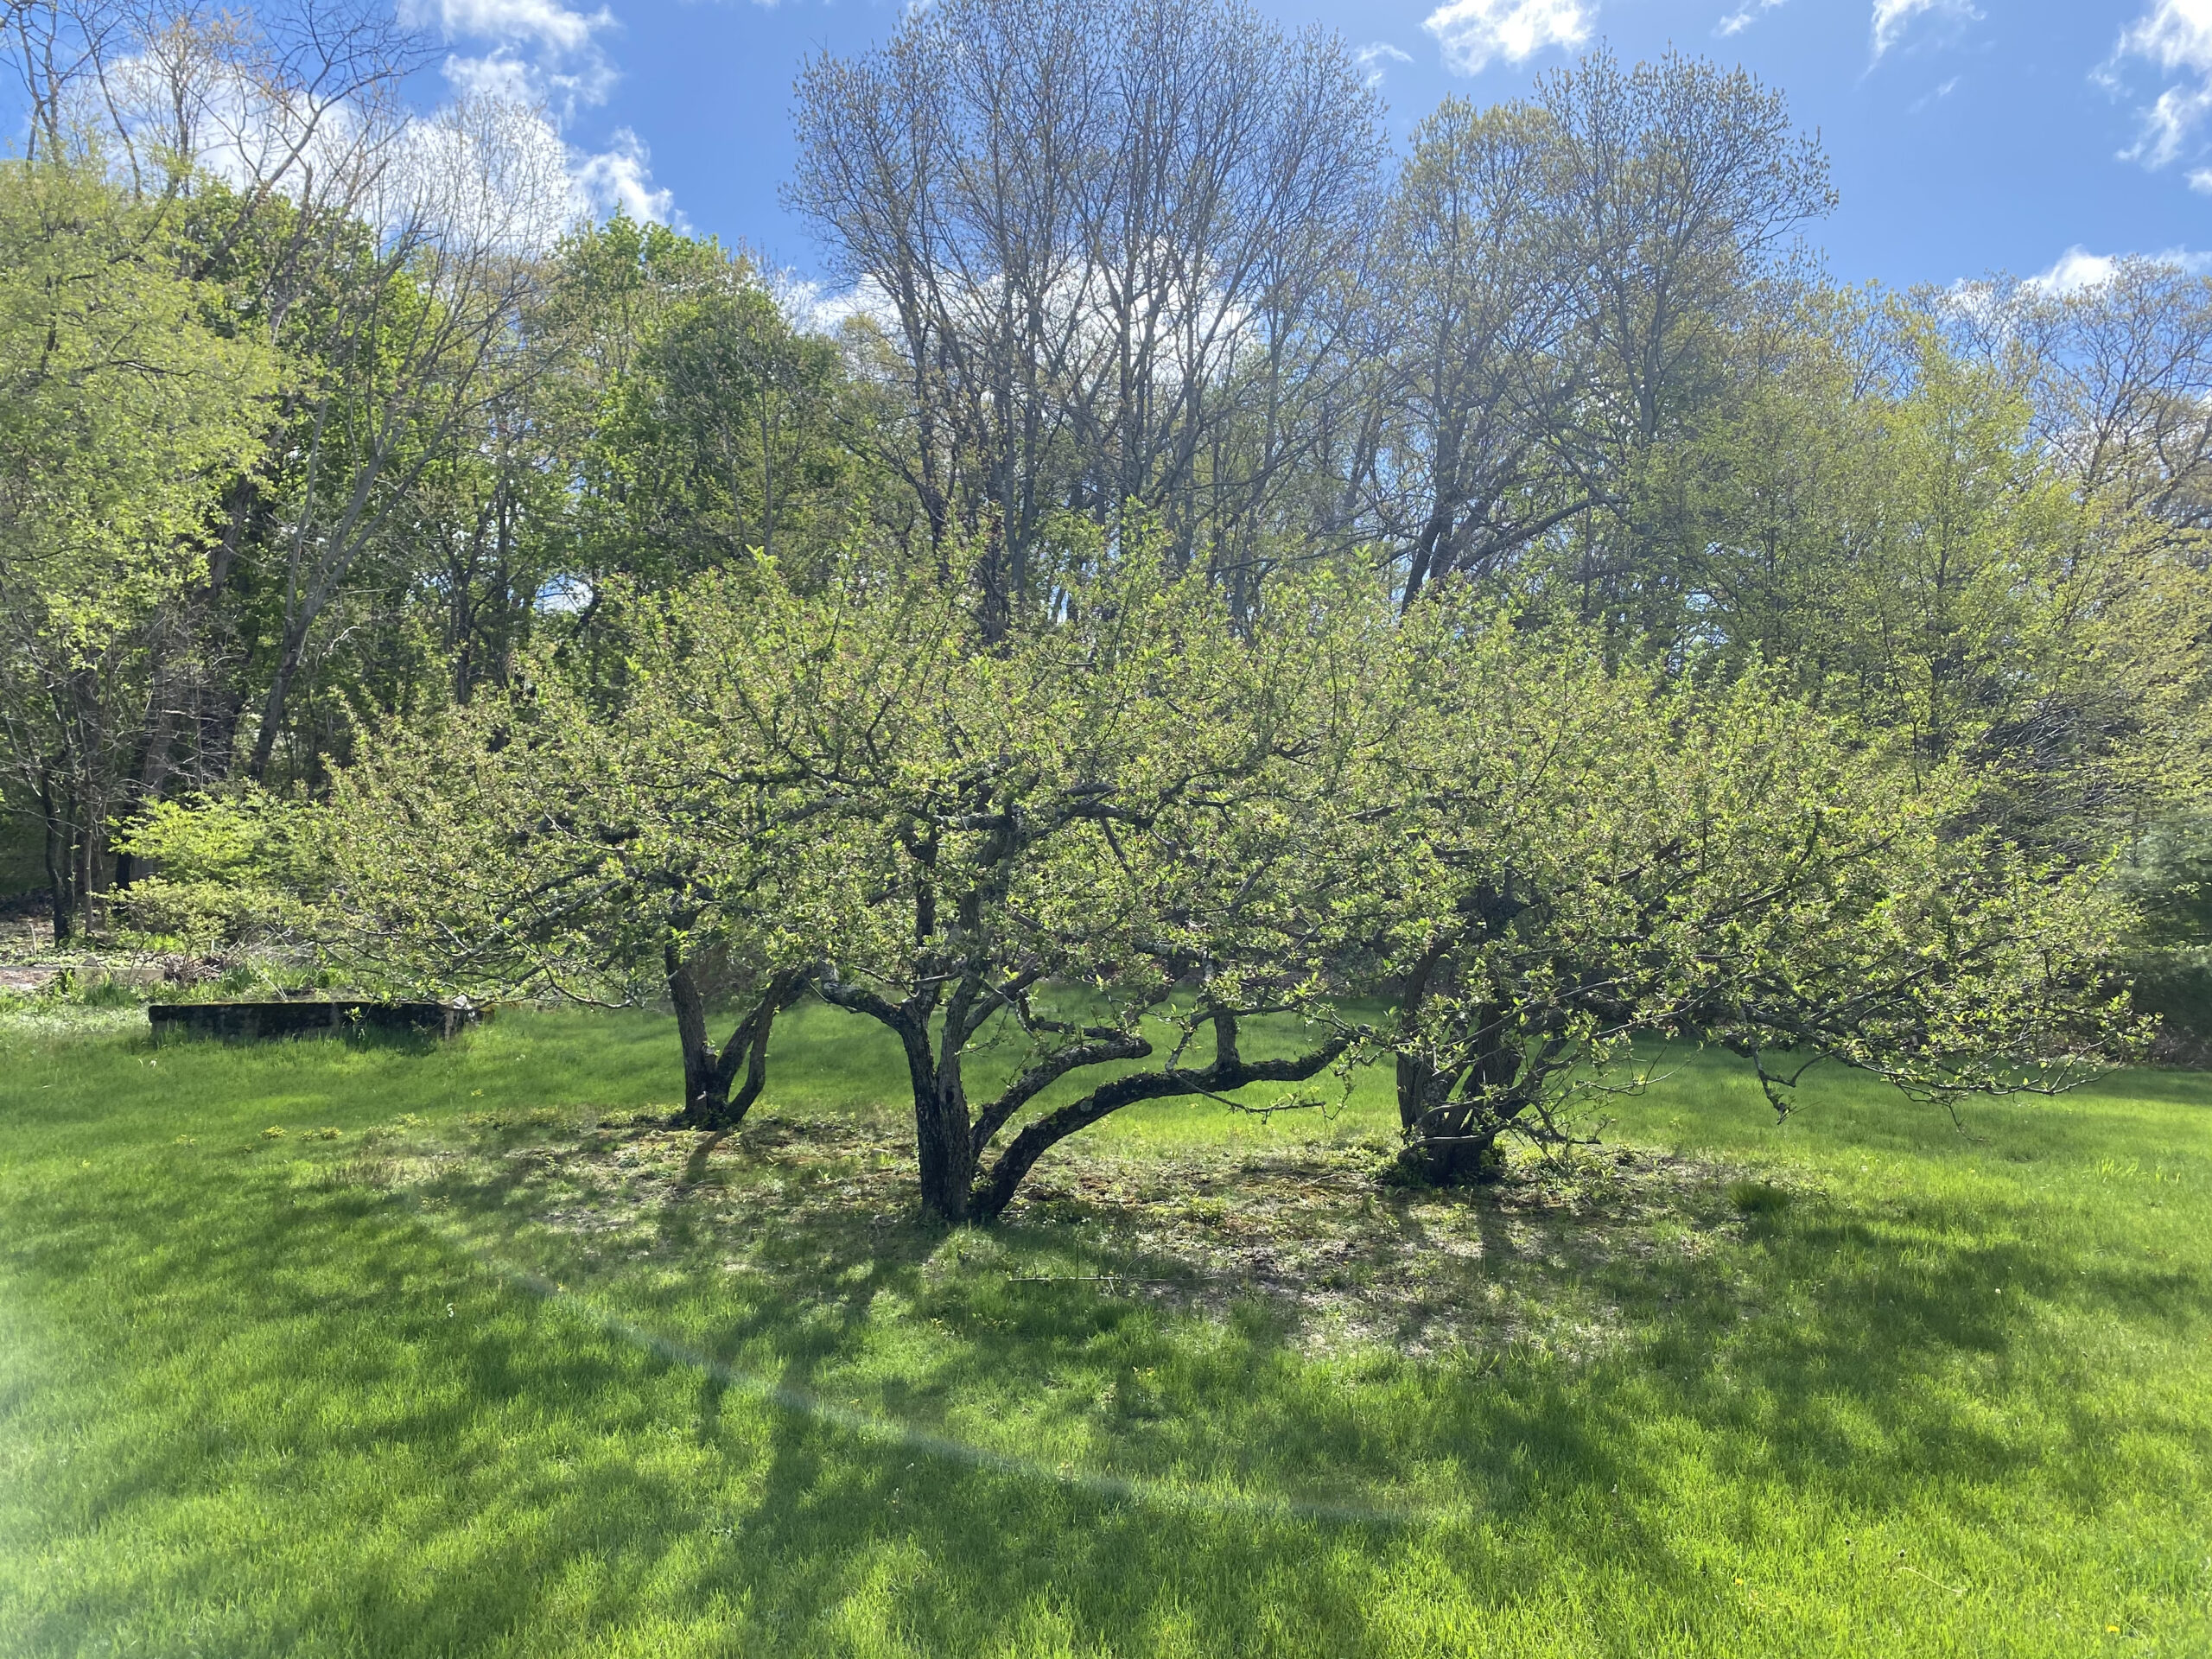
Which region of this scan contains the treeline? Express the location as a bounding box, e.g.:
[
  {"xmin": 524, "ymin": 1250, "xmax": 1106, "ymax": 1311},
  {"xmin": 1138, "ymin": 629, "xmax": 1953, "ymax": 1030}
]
[{"xmin": 5, "ymin": 0, "xmax": 2212, "ymax": 1205}]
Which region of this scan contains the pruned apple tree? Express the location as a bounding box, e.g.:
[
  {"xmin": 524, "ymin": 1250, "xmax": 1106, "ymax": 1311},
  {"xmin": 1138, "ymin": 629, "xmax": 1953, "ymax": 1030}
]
[
  {"xmin": 662, "ymin": 550, "xmax": 1377, "ymax": 1221},
  {"xmin": 323, "ymin": 594, "xmax": 849, "ymax": 1129},
  {"xmin": 1351, "ymin": 591, "xmax": 2146, "ymax": 1182}
]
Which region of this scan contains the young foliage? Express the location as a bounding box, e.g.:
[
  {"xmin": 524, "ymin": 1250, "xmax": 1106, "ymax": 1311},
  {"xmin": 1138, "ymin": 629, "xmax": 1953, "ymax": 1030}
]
[
  {"xmin": 0, "ymin": 149, "xmax": 279, "ymax": 938},
  {"xmin": 672, "ymin": 550, "xmax": 1370, "ymax": 1220},
  {"xmin": 324, "ymin": 601, "xmax": 845, "ymax": 1128},
  {"xmin": 1358, "ymin": 595, "xmax": 2145, "ymax": 1179}
]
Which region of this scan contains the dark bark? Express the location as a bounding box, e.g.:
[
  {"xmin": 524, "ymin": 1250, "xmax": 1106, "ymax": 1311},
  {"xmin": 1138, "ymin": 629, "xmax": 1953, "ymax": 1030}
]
[
  {"xmin": 818, "ymin": 959, "xmax": 1097, "ymax": 1224},
  {"xmin": 969, "ymin": 1010, "xmax": 1353, "ymax": 1222},
  {"xmin": 1396, "ymin": 1029, "xmax": 1527, "ymax": 1183},
  {"xmin": 1391, "ymin": 940, "xmax": 1450, "ymax": 1135},
  {"xmin": 1397, "ymin": 1027, "xmax": 1578, "ymax": 1185},
  {"xmin": 1395, "ymin": 1052, "xmax": 1438, "ymax": 1135},
  {"xmin": 905, "ymin": 1027, "xmax": 976, "ymax": 1222},
  {"xmin": 246, "ymin": 629, "xmax": 306, "ymax": 783},
  {"xmin": 40, "ymin": 768, "xmax": 76, "ymax": 945},
  {"xmin": 668, "ymin": 949, "xmax": 810, "ymax": 1131},
  {"xmin": 968, "ymin": 1027, "xmax": 1155, "ymax": 1156},
  {"xmin": 1400, "ymin": 1096, "xmax": 1515, "ymax": 1184},
  {"xmin": 815, "ymin": 965, "xmax": 980, "ymax": 1222}
]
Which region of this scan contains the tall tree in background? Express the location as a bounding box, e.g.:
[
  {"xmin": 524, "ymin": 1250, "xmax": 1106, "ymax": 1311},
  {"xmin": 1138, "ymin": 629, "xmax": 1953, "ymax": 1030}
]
[
  {"xmin": 0, "ymin": 148, "xmax": 277, "ymax": 937},
  {"xmin": 1686, "ymin": 301, "xmax": 2212, "ymax": 853},
  {"xmin": 8, "ymin": 0, "xmax": 435, "ymax": 792},
  {"xmin": 791, "ymin": 0, "xmax": 1386, "ymax": 625},
  {"xmin": 561, "ymin": 219, "xmax": 861, "ymax": 593},
  {"xmin": 235, "ymin": 93, "xmax": 569, "ymax": 781},
  {"xmin": 1946, "ymin": 258, "xmax": 2212, "ymax": 543},
  {"xmin": 1349, "ymin": 98, "xmax": 1583, "ymax": 607},
  {"xmin": 1354, "ymin": 52, "xmax": 1833, "ymax": 620}
]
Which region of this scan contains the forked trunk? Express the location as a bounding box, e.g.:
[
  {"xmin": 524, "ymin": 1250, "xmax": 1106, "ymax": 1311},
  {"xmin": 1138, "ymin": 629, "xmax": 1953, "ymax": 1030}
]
[
  {"xmin": 677, "ymin": 1039, "xmax": 734, "ymax": 1128},
  {"xmin": 669, "ymin": 950, "xmax": 804, "ymax": 1132},
  {"xmin": 967, "ymin": 1012, "xmax": 1356, "ymax": 1221},
  {"xmin": 814, "ymin": 968, "xmax": 979, "ymax": 1225}
]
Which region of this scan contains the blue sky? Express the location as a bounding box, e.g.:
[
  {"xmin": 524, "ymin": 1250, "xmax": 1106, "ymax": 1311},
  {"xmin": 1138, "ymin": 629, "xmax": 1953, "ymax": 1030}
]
[{"xmin": 407, "ymin": 0, "xmax": 2211, "ymax": 291}]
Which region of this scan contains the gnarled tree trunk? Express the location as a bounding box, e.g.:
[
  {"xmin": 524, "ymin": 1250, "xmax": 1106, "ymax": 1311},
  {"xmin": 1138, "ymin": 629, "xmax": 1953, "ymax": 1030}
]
[{"xmin": 816, "ymin": 964, "xmax": 983, "ymax": 1223}]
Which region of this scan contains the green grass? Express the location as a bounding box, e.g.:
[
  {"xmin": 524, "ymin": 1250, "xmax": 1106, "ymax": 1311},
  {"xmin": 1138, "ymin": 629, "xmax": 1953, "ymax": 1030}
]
[{"xmin": 1, "ymin": 1001, "xmax": 2209, "ymax": 1656}]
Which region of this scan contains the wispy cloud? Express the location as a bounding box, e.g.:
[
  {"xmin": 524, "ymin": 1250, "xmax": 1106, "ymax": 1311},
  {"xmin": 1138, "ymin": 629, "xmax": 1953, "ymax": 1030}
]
[
  {"xmin": 396, "ymin": 0, "xmax": 678, "ymax": 227},
  {"xmin": 1871, "ymin": 0, "xmax": 1977, "ymax": 63},
  {"xmin": 442, "ymin": 54, "xmax": 541, "ymax": 104},
  {"xmin": 1716, "ymin": 0, "xmax": 1783, "ymax": 41},
  {"xmin": 772, "ymin": 272, "xmax": 899, "ymax": 336},
  {"xmin": 1872, "ymin": 0, "xmax": 1933, "ymax": 58},
  {"xmin": 427, "ymin": 0, "xmax": 611, "ymax": 59},
  {"xmin": 1354, "ymin": 41, "xmax": 1414, "ymax": 86},
  {"xmin": 1423, "ymin": 0, "xmax": 1590, "ymax": 76},
  {"xmin": 1908, "ymin": 74, "xmax": 1961, "ymax": 111},
  {"xmin": 2110, "ymin": 1, "xmax": 2212, "ymax": 169}
]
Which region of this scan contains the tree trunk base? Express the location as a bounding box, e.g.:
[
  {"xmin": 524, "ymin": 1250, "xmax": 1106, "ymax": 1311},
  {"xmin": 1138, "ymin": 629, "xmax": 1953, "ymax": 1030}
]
[{"xmin": 1390, "ymin": 1134, "xmax": 1506, "ymax": 1187}]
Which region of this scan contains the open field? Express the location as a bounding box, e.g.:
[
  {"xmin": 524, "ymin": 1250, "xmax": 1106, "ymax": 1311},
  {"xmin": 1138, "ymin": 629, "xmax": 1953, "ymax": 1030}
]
[{"xmin": 1, "ymin": 1002, "xmax": 2208, "ymax": 1656}]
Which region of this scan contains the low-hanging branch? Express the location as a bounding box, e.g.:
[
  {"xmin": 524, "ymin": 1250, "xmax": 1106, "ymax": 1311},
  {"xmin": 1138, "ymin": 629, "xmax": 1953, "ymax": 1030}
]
[{"xmin": 968, "ymin": 1007, "xmax": 1356, "ymax": 1221}]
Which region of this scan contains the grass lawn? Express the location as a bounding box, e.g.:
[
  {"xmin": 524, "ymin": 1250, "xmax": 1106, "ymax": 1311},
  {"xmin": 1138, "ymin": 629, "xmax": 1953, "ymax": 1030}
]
[{"xmin": 1, "ymin": 1000, "xmax": 2208, "ymax": 1656}]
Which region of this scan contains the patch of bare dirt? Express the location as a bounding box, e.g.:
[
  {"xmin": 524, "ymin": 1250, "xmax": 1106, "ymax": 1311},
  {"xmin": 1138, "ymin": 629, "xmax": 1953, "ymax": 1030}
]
[
  {"xmin": 1003, "ymin": 1138, "xmax": 1761, "ymax": 1357},
  {"xmin": 404, "ymin": 1107, "xmax": 1781, "ymax": 1362}
]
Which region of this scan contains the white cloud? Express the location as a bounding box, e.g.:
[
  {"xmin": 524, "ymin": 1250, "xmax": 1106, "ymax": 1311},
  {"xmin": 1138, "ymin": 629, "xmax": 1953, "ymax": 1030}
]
[
  {"xmin": 571, "ymin": 128, "xmax": 680, "ymax": 226},
  {"xmin": 1716, "ymin": 0, "xmax": 1783, "ymax": 41},
  {"xmin": 1355, "ymin": 41, "xmax": 1414, "ymax": 86},
  {"xmin": 416, "ymin": 0, "xmax": 609, "ymax": 59},
  {"xmin": 390, "ymin": 107, "xmax": 681, "ymax": 250},
  {"xmin": 86, "ymin": 41, "xmax": 374, "ymax": 200},
  {"xmin": 772, "ymin": 272, "xmax": 887, "ymax": 334},
  {"xmin": 2031, "ymin": 246, "xmax": 2120, "ymax": 296},
  {"xmin": 401, "ymin": 0, "xmax": 616, "ymax": 116},
  {"xmin": 1423, "ymin": 0, "xmax": 1590, "ymax": 76},
  {"xmin": 2134, "ymin": 81, "xmax": 2212, "ymax": 165},
  {"xmin": 2112, "ymin": 2, "xmax": 2212, "ymax": 168},
  {"xmin": 2027, "ymin": 242, "xmax": 2212, "ymax": 296},
  {"xmin": 2119, "ymin": 0, "xmax": 2212, "ymax": 74},
  {"xmin": 397, "ymin": 0, "xmax": 680, "ymax": 229},
  {"xmin": 79, "ymin": 0, "xmax": 669, "ymax": 242},
  {"xmin": 442, "ymin": 54, "xmax": 541, "ymax": 104},
  {"xmin": 2191, "ymin": 166, "xmax": 2212, "ymax": 190},
  {"xmin": 383, "ymin": 92, "xmax": 583, "ymax": 255},
  {"xmin": 1872, "ymin": 0, "xmax": 1932, "ymax": 58},
  {"xmin": 1871, "ymin": 0, "xmax": 1976, "ymax": 62}
]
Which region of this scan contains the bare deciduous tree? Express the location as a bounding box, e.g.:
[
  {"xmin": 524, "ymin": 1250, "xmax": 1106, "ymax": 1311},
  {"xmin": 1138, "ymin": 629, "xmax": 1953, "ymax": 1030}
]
[
  {"xmin": 791, "ymin": 0, "xmax": 1386, "ymax": 624},
  {"xmin": 1350, "ymin": 51, "xmax": 1834, "ymax": 617}
]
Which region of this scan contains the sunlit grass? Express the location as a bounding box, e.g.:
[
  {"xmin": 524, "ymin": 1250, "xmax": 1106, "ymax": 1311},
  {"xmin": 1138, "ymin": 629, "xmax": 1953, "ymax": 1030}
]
[{"xmin": 1, "ymin": 1003, "xmax": 2208, "ymax": 1656}]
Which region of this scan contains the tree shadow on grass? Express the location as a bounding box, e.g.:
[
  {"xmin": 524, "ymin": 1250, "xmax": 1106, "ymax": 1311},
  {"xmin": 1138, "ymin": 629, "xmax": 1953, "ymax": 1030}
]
[
  {"xmin": 411, "ymin": 1111, "xmax": 2212, "ymax": 1518},
  {"xmin": 6, "ymin": 1107, "xmax": 2209, "ymax": 1656}
]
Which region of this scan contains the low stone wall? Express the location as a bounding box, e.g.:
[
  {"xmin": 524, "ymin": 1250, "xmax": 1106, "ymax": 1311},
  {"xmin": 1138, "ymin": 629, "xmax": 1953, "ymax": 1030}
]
[{"xmin": 149, "ymin": 1000, "xmax": 487, "ymax": 1040}]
